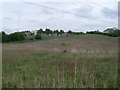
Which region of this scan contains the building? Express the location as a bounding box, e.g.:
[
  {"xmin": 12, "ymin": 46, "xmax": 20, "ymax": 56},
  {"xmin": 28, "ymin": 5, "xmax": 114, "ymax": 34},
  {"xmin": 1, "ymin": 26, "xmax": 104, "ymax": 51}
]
[
  {"xmin": 22, "ymin": 31, "xmax": 32, "ymax": 36},
  {"xmin": 31, "ymin": 30, "xmax": 38, "ymax": 35},
  {"xmin": 61, "ymin": 32, "xmax": 69, "ymax": 37},
  {"xmin": 103, "ymin": 27, "xmax": 117, "ymax": 33}
]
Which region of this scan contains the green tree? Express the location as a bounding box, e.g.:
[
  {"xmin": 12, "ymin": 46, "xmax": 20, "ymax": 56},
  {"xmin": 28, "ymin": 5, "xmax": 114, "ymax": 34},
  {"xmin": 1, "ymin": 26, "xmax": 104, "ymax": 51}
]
[
  {"xmin": 67, "ymin": 30, "xmax": 72, "ymax": 34},
  {"xmin": 103, "ymin": 29, "xmax": 120, "ymax": 37},
  {"xmin": 53, "ymin": 30, "xmax": 59, "ymax": 36},
  {"xmin": 9, "ymin": 32, "xmax": 25, "ymax": 41},
  {"xmin": 45, "ymin": 28, "xmax": 52, "ymax": 35},
  {"xmin": 60, "ymin": 30, "xmax": 64, "ymax": 35},
  {"xmin": 2, "ymin": 31, "xmax": 8, "ymax": 42},
  {"xmin": 37, "ymin": 28, "xmax": 44, "ymax": 35},
  {"xmin": 109, "ymin": 29, "xmax": 120, "ymax": 37},
  {"xmin": 35, "ymin": 34, "xmax": 41, "ymax": 40}
]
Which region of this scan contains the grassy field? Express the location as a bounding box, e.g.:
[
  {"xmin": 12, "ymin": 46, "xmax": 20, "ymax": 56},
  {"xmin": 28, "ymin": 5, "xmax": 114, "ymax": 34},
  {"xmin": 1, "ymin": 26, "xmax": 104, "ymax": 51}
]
[{"xmin": 2, "ymin": 34, "xmax": 118, "ymax": 88}]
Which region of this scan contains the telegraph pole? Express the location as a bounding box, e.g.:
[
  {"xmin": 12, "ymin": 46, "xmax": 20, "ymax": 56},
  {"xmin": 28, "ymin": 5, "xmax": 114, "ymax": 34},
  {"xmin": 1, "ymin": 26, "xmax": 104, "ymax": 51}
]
[{"xmin": 118, "ymin": 1, "xmax": 120, "ymax": 28}]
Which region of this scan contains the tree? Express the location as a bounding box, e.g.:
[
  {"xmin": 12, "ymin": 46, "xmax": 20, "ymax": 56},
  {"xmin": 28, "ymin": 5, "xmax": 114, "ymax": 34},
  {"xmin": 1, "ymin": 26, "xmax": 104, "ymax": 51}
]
[
  {"xmin": 67, "ymin": 30, "xmax": 72, "ymax": 34},
  {"xmin": 103, "ymin": 29, "xmax": 120, "ymax": 37},
  {"xmin": 60, "ymin": 30, "xmax": 64, "ymax": 35},
  {"xmin": 73, "ymin": 32, "xmax": 85, "ymax": 35},
  {"xmin": 53, "ymin": 30, "xmax": 59, "ymax": 36},
  {"xmin": 37, "ymin": 28, "xmax": 44, "ymax": 35},
  {"xmin": 45, "ymin": 28, "xmax": 52, "ymax": 35},
  {"xmin": 9, "ymin": 32, "xmax": 25, "ymax": 41},
  {"xmin": 86, "ymin": 30, "xmax": 102, "ymax": 34},
  {"xmin": 2, "ymin": 31, "xmax": 8, "ymax": 42},
  {"xmin": 108, "ymin": 29, "xmax": 120, "ymax": 37},
  {"xmin": 35, "ymin": 34, "xmax": 41, "ymax": 40}
]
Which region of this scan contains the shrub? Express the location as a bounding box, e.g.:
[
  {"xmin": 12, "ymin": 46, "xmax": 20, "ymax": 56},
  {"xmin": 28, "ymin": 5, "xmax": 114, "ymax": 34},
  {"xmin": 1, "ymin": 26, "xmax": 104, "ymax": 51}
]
[
  {"xmin": 35, "ymin": 34, "xmax": 41, "ymax": 40},
  {"xmin": 63, "ymin": 49, "xmax": 67, "ymax": 53},
  {"xmin": 103, "ymin": 29, "xmax": 120, "ymax": 37},
  {"xmin": 29, "ymin": 38, "xmax": 34, "ymax": 40},
  {"xmin": 2, "ymin": 31, "xmax": 9, "ymax": 42},
  {"xmin": 9, "ymin": 32, "xmax": 25, "ymax": 42}
]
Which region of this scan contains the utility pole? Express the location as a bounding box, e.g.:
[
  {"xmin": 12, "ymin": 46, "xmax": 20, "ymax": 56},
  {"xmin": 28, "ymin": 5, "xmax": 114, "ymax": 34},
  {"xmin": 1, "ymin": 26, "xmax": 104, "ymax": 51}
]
[{"xmin": 118, "ymin": 1, "xmax": 120, "ymax": 29}]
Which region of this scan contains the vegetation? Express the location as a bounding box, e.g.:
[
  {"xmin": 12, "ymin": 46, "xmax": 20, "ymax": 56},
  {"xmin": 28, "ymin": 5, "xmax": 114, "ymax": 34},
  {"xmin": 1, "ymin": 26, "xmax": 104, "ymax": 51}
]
[
  {"xmin": 45, "ymin": 28, "xmax": 52, "ymax": 35},
  {"xmin": 104, "ymin": 29, "xmax": 120, "ymax": 37},
  {"xmin": 1, "ymin": 28, "xmax": 120, "ymax": 43},
  {"xmin": 73, "ymin": 32, "xmax": 85, "ymax": 35},
  {"xmin": 59, "ymin": 30, "xmax": 64, "ymax": 35},
  {"xmin": 86, "ymin": 30, "xmax": 103, "ymax": 34},
  {"xmin": 2, "ymin": 34, "xmax": 118, "ymax": 88},
  {"xmin": 9, "ymin": 32, "xmax": 25, "ymax": 41},
  {"xmin": 53, "ymin": 30, "xmax": 59, "ymax": 36},
  {"xmin": 86, "ymin": 29, "xmax": 120, "ymax": 37},
  {"xmin": 2, "ymin": 32, "xmax": 8, "ymax": 42},
  {"xmin": 1, "ymin": 28, "xmax": 119, "ymax": 88},
  {"xmin": 67, "ymin": 30, "xmax": 73, "ymax": 34},
  {"xmin": 35, "ymin": 34, "xmax": 42, "ymax": 40},
  {"xmin": 1, "ymin": 32, "xmax": 25, "ymax": 43},
  {"xmin": 37, "ymin": 28, "xmax": 44, "ymax": 35}
]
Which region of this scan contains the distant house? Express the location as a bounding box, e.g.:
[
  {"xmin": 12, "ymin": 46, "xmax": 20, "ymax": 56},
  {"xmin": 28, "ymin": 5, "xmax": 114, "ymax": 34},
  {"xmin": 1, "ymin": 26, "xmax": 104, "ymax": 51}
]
[
  {"xmin": 62, "ymin": 32, "xmax": 69, "ymax": 37},
  {"xmin": 53, "ymin": 32, "xmax": 69, "ymax": 37},
  {"xmin": 22, "ymin": 31, "xmax": 32, "ymax": 36},
  {"xmin": 53, "ymin": 33, "xmax": 58, "ymax": 36},
  {"xmin": 31, "ymin": 30, "xmax": 38, "ymax": 35},
  {"xmin": 103, "ymin": 27, "xmax": 117, "ymax": 33},
  {"xmin": 48, "ymin": 34, "xmax": 52, "ymax": 36}
]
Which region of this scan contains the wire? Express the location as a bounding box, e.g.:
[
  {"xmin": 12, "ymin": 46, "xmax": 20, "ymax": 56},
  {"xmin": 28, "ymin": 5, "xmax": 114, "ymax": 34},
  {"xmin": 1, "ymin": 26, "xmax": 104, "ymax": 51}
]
[
  {"xmin": 25, "ymin": 2, "xmax": 92, "ymax": 19},
  {"xmin": 89, "ymin": 2, "xmax": 118, "ymax": 15},
  {"xmin": 24, "ymin": 2, "xmax": 117, "ymax": 25}
]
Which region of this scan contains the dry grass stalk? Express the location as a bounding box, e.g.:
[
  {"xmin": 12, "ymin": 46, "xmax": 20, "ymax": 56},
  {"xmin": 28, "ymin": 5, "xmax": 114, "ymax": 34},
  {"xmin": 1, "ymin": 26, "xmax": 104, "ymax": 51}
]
[{"xmin": 74, "ymin": 58, "xmax": 77, "ymax": 88}]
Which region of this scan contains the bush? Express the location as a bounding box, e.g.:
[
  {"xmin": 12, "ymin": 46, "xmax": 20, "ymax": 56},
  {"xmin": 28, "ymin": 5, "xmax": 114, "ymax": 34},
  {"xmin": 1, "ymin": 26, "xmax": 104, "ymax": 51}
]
[
  {"xmin": 63, "ymin": 49, "xmax": 67, "ymax": 53},
  {"xmin": 73, "ymin": 32, "xmax": 85, "ymax": 35},
  {"xmin": 35, "ymin": 34, "xmax": 41, "ymax": 40},
  {"xmin": 29, "ymin": 38, "xmax": 34, "ymax": 40},
  {"xmin": 9, "ymin": 32, "xmax": 25, "ymax": 42},
  {"xmin": 103, "ymin": 29, "xmax": 120, "ymax": 37},
  {"xmin": 86, "ymin": 31, "xmax": 102, "ymax": 34},
  {"xmin": 2, "ymin": 31, "xmax": 9, "ymax": 42},
  {"xmin": 109, "ymin": 29, "xmax": 120, "ymax": 37},
  {"xmin": 67, "ymin": 30, "xmax": 72, "ymax": 34}
]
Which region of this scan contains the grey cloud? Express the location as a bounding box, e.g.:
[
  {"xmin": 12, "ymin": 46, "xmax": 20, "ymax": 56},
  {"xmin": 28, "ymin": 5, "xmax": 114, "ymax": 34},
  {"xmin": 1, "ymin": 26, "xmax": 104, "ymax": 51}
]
[
  {"xmin": 41, "ymin": 6, "xmax": 54, "ymax": 14},
  {"xmin": 74, "ymin": 4, "xmax": 93, "ymax": 19},
  {"xmin": 102, "ymin": 7, "xmax": 117, "ymax": 19},
  {"xmin": 1, "ymin": 2, "xmax": 118, "ymax": 34},
  {"xmin": 2, "ymin": 27, "xmax": 21, "ymax": 34},
  {"xmin": 24, "ymin": 2, "xmax": 55, "ymax": 15}
]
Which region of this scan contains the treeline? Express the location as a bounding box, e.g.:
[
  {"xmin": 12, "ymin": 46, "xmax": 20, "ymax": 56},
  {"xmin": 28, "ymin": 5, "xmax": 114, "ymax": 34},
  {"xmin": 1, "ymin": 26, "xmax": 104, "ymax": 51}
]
[
  {"xmin": 37, "ymin": 28, "xmax": 64, "ymax": 35},
  {"xmin": 86, "ymin": 29, "xmax": 120, "ymax": 37},
  {"xmin": 1, "ymin": 28, "xmax": 76, "ymax": 43},
  {"xmin": 1, "ymin": 28, "xmax": 65, "ymax": 43},
  {"xmin": 36, "ymin": 28, "xmax": 72, "ymax": 35},
  {"xmin": 2, "ymin": 32, "xmax": 26, "ymax": 42},
  {"xmin": 1, "ymin": 31, "xmax": 42, "ymax": 43},
  {"xmin": 1, "ymin": 28, "xmax": 120, "ymax": 43}
]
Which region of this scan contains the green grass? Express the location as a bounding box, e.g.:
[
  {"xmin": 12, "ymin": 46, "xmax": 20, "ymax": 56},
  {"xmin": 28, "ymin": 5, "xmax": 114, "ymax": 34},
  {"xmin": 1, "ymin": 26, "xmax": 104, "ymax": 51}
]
[{"xmin": 2, "ymin": 34, "xmax": 118, "ymax": 88}]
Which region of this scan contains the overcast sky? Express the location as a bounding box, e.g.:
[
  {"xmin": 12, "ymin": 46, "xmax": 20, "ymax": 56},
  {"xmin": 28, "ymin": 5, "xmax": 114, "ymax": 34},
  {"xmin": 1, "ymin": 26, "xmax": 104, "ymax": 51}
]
[{"xmin": 0, "ymin": 0, "xmax": 119, "ymax": 34}]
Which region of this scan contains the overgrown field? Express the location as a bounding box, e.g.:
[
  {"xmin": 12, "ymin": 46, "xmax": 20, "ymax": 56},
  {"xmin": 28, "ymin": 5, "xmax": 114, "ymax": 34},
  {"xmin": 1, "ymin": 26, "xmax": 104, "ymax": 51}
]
[{"xmin": 2, "ymin": 34, "xmax": 118, "ymax": 88}]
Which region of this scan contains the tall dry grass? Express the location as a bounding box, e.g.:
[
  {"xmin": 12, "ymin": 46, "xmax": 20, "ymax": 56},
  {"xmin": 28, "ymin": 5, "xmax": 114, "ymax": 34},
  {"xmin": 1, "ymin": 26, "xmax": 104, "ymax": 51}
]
[{"xmin": 2, "ymin": 35, "xmax": 118, "ymax": 88}]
